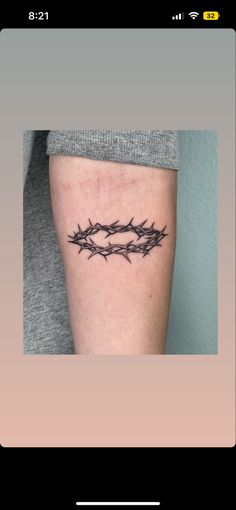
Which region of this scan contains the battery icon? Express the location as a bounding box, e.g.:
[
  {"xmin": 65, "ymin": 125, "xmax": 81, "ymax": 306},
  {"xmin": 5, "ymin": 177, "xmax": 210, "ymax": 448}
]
[{"xmin": 203, "ymin": 11, "xmax": 220, "ymax": 20}]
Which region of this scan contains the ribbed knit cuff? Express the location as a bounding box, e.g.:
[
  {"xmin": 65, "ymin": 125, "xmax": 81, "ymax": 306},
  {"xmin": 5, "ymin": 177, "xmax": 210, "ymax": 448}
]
[{"xmin": 47, "ymin": 130, "xmax": 179, "ymax": 170}]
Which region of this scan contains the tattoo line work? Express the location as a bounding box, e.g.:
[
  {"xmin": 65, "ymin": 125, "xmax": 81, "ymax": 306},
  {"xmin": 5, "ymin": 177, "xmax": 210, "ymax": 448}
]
[{"xmin": 68, "ymin": 219, "xmax": 167, "ymax": 263}]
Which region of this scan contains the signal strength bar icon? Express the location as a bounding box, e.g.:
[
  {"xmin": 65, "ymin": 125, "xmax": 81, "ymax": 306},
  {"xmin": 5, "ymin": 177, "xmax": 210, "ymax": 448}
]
[{"xmin": 172, "ymin": 12, "xmax": 184, "ymax": 20}]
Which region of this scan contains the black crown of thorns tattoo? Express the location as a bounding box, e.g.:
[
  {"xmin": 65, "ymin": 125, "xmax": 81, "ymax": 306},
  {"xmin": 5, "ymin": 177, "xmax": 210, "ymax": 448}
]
[{"xmin": 68, "ymin": 219, "xmax": 168, "ymax": 263}]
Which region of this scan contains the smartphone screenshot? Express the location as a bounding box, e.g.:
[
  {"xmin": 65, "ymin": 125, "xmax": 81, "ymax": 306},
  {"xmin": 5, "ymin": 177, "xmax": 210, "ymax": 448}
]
[{"xmin": 0, "ymin": 5, "xmax": 235, "ymax": 509}]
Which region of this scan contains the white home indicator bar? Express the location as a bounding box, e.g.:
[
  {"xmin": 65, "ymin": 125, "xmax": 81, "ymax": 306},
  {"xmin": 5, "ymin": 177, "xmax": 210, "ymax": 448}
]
[{"xmin": 76, "ymin": 504, "xmax": 160, "ymax": 507}]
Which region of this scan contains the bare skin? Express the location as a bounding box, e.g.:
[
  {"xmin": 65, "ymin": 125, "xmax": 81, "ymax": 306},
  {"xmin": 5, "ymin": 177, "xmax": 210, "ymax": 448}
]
[{"xmin": 49, "ymin": 156, "xmax": 177, "ymax": 354}]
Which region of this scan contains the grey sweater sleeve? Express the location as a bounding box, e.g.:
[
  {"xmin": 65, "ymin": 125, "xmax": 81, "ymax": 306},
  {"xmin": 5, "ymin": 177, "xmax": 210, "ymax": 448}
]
[
  {"xmin": 46, "ymin": 130, "xmax": 179, "ymax": 170},
  {"xmin": 23, "ymin": 131, "xmax": 35, "ymax": 186}
]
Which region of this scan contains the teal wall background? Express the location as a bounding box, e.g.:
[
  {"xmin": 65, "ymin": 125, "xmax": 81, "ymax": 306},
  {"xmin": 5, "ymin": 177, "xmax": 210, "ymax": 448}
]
[{"xmin": 166, "ymin": 131, "xmax": 217, "ymax": 354}]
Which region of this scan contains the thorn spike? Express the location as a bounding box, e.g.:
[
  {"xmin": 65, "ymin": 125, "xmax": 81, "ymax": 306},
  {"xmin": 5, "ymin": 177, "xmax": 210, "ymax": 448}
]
[
  {"xmin": 139, "ymin": 220, "xmax": 147, "ymax": 228},
  {"xmin": 122, "ymin": 253, "xmax": 131, "ymax": 263}
]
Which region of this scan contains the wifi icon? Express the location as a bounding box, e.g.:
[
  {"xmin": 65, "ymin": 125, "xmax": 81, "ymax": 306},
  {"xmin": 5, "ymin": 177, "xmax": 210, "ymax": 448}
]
[{"xmin": 189, "ymin": 11, "xmax": 199, "ymax": 19}]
